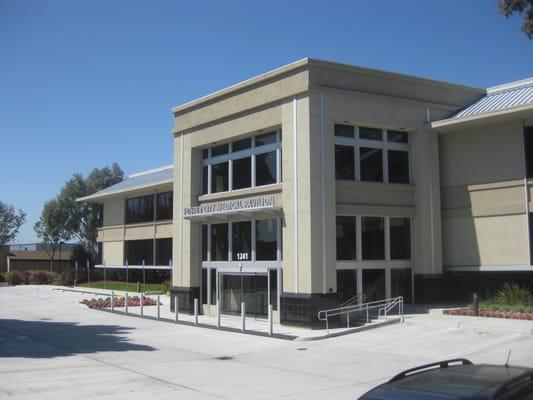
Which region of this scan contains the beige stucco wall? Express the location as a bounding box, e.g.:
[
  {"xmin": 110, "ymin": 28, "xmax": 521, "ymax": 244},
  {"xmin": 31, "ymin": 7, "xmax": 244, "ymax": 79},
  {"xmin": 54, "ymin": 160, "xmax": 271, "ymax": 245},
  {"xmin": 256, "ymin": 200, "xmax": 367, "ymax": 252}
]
[
  {"xmin": 103, "ymin": 196, "xmax": 124, "ymax": 226},
  {"xmin": 103, "ymin": 241, "xmax": 124, "ymax": 266},
  {"xmin": 439, "ymin": 120, "xmax": 529, "ymax": 268}
]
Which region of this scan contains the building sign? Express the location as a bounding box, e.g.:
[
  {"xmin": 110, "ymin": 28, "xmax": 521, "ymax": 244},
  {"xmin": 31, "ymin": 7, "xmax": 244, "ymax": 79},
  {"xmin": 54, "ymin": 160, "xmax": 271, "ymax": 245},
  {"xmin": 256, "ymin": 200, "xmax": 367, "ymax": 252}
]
[{"xmin": 184, "ymin": 195, "xmax": 276, "ymax": 218}]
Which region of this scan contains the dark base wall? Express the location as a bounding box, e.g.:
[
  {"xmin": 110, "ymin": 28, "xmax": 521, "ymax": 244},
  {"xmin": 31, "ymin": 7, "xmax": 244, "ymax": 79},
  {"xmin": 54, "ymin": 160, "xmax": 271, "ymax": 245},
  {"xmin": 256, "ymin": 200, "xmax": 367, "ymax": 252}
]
[
  {"xmin": 280, "ymin": 292, "xmax": 340, "ymax": 329},
  {"xmin": 415, "ymin": 271, "xmax": 533, "ymax": 303},
  {"xmin": 170, "ymin": 286, "xmax": 200, "ymax": 314}
]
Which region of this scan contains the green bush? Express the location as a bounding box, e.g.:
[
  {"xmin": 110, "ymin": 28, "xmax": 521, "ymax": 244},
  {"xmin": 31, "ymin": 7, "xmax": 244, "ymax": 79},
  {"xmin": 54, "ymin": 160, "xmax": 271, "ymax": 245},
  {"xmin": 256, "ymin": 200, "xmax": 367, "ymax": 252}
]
[
  {"xmin": 5, "ymin": 271, "xmax": 25, "ymax": 285},
  {"xmin": 0, "ymin": 273, "xmax": 4, "ymax": 282},
  {"xmin": 160, "ymin": 279, "xmax": 171, "ymax": 294},
  {"xmin": 495, "ymin": 282, "xmax": 532, "ymax": 306}
]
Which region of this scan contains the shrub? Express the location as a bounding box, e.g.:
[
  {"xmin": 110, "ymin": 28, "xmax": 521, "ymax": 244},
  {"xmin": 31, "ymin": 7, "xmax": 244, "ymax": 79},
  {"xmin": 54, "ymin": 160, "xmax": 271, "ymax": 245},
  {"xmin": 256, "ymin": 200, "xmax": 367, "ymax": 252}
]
[
  {"xmin": 495, "ymin": 282, "xmax": 532, "ymax": 305},
  {"xmin": 57, "ymin": 270, "xmax": 76, "ymax": 286},
  {"xmin": 27, "ymin": 270, "xmax": 57, "ymax": 284},
  {"xmin": 161, "ymin": 279, "xmax": 171, "ymax": 294},
  {"xmin": 0, "ymin": 273, "xmax": 4, "ymax": 282},
  {"xmin": 5, "ymin": 271, "xmax": 25, "ymax": 285}
]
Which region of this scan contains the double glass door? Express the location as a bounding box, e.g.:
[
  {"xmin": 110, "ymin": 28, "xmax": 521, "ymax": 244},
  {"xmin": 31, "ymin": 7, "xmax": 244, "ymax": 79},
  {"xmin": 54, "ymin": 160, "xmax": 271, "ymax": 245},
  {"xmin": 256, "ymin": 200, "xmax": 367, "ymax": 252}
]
[{"xmin": 221, "ymin": 274, "xmax": 268, "ymax": 317}]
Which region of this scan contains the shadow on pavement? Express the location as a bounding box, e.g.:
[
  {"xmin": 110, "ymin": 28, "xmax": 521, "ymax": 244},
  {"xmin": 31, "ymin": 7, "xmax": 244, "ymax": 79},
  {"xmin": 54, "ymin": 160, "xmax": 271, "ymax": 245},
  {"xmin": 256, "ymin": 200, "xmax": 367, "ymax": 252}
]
[{"xmin": 0, "ymin": 319, "xmax": 155, "ymax": 358}]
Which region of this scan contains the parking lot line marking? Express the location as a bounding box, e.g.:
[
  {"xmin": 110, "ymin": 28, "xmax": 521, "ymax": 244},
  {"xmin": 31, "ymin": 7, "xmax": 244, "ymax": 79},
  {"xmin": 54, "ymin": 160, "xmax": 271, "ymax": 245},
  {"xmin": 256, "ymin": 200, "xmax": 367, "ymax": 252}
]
[{"xmin": 441, "ymin": 333, "xmax": 522, "ymax": 359}]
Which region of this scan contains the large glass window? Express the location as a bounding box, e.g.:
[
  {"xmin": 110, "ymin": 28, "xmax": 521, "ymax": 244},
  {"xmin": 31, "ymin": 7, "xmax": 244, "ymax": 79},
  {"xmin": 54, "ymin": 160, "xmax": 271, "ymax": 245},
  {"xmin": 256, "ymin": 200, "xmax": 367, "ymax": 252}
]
[
  {"xmin": 391, "ymin": 268, "xmax": 412, "ymax": 303},
  {"xmin": 201, "ymin": 225, "xmax": 208, "ymax": 261},
  {"xmin": 233, "ymin": 157, "xmax": 251, "ymax": 190},
  {"xmin": 525, "ymin": 126, "xmax": 533, "ymax": 178},
  {"xmin": 125, "ymin": 195, "xmax": 154, "ymax": 224},
  {"xmin": 211, "ymin": 223, "xmax": 228, "ymax": 261},
  {"xmin": 256, "ymin": 219, "xmax": 277, "ymax": 260},
  {"xmin": 335, "ymin": 145, "xmax": 355, "ymax": 180},
  {"xmin": 202, "ymin": 269, "xmax": 208, "ymax": 304},
  {"xmin": 390, "ymin": 218, "xmax": 411, "ymax": 260},
  {"xmin": 211, "ymin": 162, "xmax": 229, "ymax": 193},
  {"xmin": 388, "ymin": 150, "xmax": 409, "ymax": 184},
  {"xmin": 124, "ymin": 239, "xmax": 153, "ymax": 265},
  {"xmin": 362, "ymin": 269, "xmax": 386, "ymax": 302},
  {"xmin": 336, "ymin": 216, "xmax": 356, "ymax": 260},
  {"xmin": 232, "ymin": 221, "xmax": 251, "ymax": 261},
  {"xmin": 156, "ymin": 238, "xmax": 172, "ymax": 266},
  {"xmin": 337, "ymin": 269, "xmax": 357, "ymax": 303},
  {"xmin": 156, "ymin": 192, "xmax": 173, "ymax": 220},
  {"xmin": 210, "ymin": 269, "xmax": 217, "ymax": 305},
  {"xmin": 334, "ymin": 124, "xmax": 409, "ymax": 184},
  {"xmin": 201, "ymin": 130, "xmax": 281, "ymax": 194},
  {"xmin": 360, "ymin": 147, "xmax": 383, "ymax": 182},
  {"xmin": 361, "ymin": 217, "xmax": 385, "ymax": 260},
  {"xmin": 256, "ymin": 151, "xmax": 276, "ymax": 186}
]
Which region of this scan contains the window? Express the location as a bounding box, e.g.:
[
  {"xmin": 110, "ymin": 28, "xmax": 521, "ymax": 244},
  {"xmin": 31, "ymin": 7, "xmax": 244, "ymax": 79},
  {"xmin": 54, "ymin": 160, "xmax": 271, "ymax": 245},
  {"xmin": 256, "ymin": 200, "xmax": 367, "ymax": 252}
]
[
  {"xmin": 335, "ymin": 145, "xmax": 355, "ymax": 180},
  {"xmin": 156, "ymin": 238, "xmax": 172, "ymax": 266},
  {"xmin": 124, "ymin": 239, "xmax": 154, "ymax": 265},
  {"xmin": 202, "ymin": 269, "xmax": 208, "ymax": 304},
  {"xmin": 361, "ymin": 217, "xmax": 385, "ymax": 260},
  {"xmin": 256, "ymin": 219, "xmax": 277, "ymax": 260},
  {"xmin": 211, "ymin": 223, "xmax": 228, "ymax": 261},
  {"xmin": 256, "ymin": 151, "xmax": 276, "ymax": 186},
  {"xmin": 360, "ymin": 147, "xmax": 383, "ymax": 182},
  {"xmin": 125, "ymin": 195, "xmax": 154, "ymax": 224},
  {"xmin": 233, "ymin": 157, "xmax": 251, "ymax": 190},
  {"xmin": 201, "ymin": 130, "xmax": 281, "ymax": 194},
  {"xmin": 391, "ymin": 268, "xmax": 412, "ymax": 303},
  {"xmin": 232, "ymin": 221, "xmax": 251, "ymax": 261},
  {"xmin": 202, "ymin": 218, "xmax": 281, "ymax": 262},
  {"xmin": 525, "ymin": 126, "xmax": 533, "ymax": 178},
  {"xmin": 388, "ymin": 150, "xmax": 409, "ymax": 184},
  {"xmin": 334, "ymin": 124, "xmax": 410, "ymax": 184},
  {"xmin": 390, "ymin": 218, "xmax": 411, "ymax": 260},
  {"xmin": 336, "ymin": 216, "xmax": 356, "ymax": 260},
  {"xmin": 96, "ymin": 243, "xmax": 103, "ymax": 265},
  {"xmin": 156, "ymin": 192, "xmax": 173, "ymax": 220}
]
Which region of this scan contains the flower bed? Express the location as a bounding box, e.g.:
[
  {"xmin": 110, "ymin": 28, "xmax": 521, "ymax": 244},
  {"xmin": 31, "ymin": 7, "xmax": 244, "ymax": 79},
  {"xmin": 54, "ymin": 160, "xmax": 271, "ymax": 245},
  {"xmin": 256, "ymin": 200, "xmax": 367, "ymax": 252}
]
[
  {"xmin": 81, "ymin": 296, "xmax": 160, "ymax": 309},
  {"xmin": 444, "ymin": 308, "xmax": 533, "ymax": 320}
]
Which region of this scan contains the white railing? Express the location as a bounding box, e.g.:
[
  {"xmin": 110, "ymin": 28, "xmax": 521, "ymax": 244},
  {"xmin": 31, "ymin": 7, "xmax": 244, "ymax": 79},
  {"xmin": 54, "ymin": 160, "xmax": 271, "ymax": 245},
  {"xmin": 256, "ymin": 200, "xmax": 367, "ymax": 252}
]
[
  {"xmin": 339, "ymin": 293, "xmax": 365, "ymax": 308},
  {"xmin": 318, "ymin": 296, "xmax": 404, "ymax": 334}
]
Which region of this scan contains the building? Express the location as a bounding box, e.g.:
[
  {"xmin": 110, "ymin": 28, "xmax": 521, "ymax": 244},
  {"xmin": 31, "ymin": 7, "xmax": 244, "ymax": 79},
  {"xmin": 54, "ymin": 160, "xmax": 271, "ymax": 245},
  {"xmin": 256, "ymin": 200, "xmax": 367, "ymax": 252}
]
[{"xmin": 82, "ymin": 59, "xmax": 533, "ymax": 327}]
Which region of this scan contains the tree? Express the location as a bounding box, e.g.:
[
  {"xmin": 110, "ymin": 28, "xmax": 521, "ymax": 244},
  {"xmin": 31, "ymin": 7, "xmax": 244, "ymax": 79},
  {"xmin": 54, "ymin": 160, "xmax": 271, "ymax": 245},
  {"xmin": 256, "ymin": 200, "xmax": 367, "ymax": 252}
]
[
  {"xmin": 57, "ymin": 163, "xmax": 123, "ymax": 256},
  {"xmin": 34, "ymin": 199, "xmax": 71, "ymax": 271},
  {"xmin": 0, "ymin": 202, "xmax": 26, "ymax": 245},
  {"xmin": 499, "ymin": 0, "xmax": 533, "ymax": 38}
]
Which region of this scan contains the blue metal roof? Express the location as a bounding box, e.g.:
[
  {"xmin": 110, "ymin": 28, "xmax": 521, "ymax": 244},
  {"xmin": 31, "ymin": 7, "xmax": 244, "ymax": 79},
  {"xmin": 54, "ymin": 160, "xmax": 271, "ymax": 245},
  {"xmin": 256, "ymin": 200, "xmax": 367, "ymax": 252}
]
[
  {"xmin": 453, "ymin": 79, "xmax": 533, "ymax": 119},
  {"xmin": 79, "ymin": 165, "xmax": 173, "ymax": 201}
]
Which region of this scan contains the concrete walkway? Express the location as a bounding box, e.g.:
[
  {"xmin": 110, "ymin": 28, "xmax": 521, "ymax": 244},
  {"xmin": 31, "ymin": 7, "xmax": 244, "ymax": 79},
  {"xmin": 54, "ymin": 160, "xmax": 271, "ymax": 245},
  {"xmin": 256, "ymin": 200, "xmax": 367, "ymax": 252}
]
[{"xmin": 1, "ymin": 285, "xmax": 533, "ymax": 399}]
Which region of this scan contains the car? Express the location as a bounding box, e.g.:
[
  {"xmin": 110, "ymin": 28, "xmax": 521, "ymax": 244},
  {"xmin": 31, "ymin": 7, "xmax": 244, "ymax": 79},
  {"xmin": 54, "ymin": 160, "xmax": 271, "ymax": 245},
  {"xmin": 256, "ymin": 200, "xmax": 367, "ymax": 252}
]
[{"xmin": 358, "ymin": 358, "xmax": 533, "ymax": 399}]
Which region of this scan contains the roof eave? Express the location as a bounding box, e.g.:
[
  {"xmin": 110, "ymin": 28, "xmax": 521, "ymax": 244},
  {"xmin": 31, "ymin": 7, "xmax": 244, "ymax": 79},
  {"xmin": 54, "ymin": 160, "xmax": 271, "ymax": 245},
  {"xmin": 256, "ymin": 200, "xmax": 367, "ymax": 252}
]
[{"xmin": 76, "ymin": 179, "xmax": 173, "ymax": 203}]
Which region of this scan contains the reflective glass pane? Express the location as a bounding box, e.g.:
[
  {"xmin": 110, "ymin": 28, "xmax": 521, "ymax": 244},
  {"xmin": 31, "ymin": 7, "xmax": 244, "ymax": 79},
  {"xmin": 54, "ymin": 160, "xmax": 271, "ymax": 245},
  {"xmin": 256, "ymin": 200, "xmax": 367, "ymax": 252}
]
[
  {"xmin": 360, "ymin": 147, "xmax": 383, "ymax": 182},
  {"xmin": 202, "ymin": 269, "xmax": 208, "ymax": 304},
  {"xmin": 362, "ymin": 217, "xmax": 384, "ymax": 260},
  {"xmin": 256, "ymin": 219, "xmax": 277, "ymax": 260},
  {"xmin": 156, "ymin": 192, "xmax": 173, "ymax": 220},
  {"xmin": 335, "ymin": 145, "xmax": 355, "ymax": 180},
  {"xmin": 256, "ymin": 151, "xmax": 276, "ymax": 186},
  {"xmin": 210, "ymin": 269, "xmax": 217, "ymax": 305},
  {"xmin": 387, "ymin": 130, "xmax": 408, "ymax": 143},
  {"xmin": 269, "ymin": 269, "xmax": 278, "ymax": 310},
  {"xmin": 155, "ymin": 238, "xmax": 172, "ymax": 266},
  {"xmin": 202, "ymin": 166, "xmax": 208, "ymax": 194},
  {"xmin": 202, "ymin": 149, "xmax": 209, "ymax": 159},
  {"xmin": 388, "ymin": 150, "xmax": 409, "ymax": 184},
  {"xmin": 336, "ymin": 270, "xmax": 357, "ymax": 303},
  {"xmin": 232, "ymin": 157, "xmax": 251, "ymax": 190},
  {"xmin": 232, "ymin": 138, "xmax": 252, "ymax": 151},
  {"xmin": 211, "ymin": 162, "xmax": 228, "ymax": 193},
  {"xmin": 390, "ymin": 218, "xmax": 411, "ymax": 260},
  {"xmin": 211, "ymin": 143, "xmax": 229, "ymax": 156},
  {"xmin": 335, "ymin": 124, "xmax": 354, "ymax": 138},
  {"xmin": 232, "ymin": 221, "xmax": 251, "ymax": 261},
  {"xmin": 125, "ymin": 195, "xmax": 154, "ymax": 224},
  {"xmin": 391, "ymin": 268, "xmax": 412, "ymax": 303},
  {"xmin": 255, "ymin": 132, "xmax": 277, "ymax": 146},
  {"xmin": 336, "ymin": 216, "xmax": 356, "ymax": 260},
  {"xmin": 124, "ymin": 239, "xmax": 154, "ymax": 265},
  {"xmin": 363, "ymin": 269, "xmax": 386, "ymax": 302},
  {"xmin": 201, "ymin": 225, "xmax": 208, "ymax": 261},
  {"xmin": 211, "ymin": 223, "xmax": 228, "ymax": 261},
  {"xmin": 359, "ymin": 127, "xmax": 382, "ymax": 141}
]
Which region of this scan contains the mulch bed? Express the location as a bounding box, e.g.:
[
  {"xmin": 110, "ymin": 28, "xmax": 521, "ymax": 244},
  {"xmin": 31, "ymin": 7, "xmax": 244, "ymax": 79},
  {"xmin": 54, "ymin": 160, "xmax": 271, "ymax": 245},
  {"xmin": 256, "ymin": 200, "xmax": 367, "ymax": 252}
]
[{"xmin": 444, "ymin": 308, "xmax": 533, "ymax": 320}]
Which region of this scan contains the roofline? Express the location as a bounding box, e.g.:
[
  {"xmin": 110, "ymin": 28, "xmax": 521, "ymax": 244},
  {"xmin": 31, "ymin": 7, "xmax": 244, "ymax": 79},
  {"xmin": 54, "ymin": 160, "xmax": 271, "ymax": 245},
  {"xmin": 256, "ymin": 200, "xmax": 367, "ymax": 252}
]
[
  {"xmin": 171, "ymin": 57, "xmax": 483, "ymax": 115},
  {"xmin": 77, "ymin": 178, "xmax": 173, "ymax": 202},
  {"xmin": 488, "ymin": 77, "xmax": 533, "ymax": 93},
  {"xmin": 128, "ymin": 164, "xmax": 173, "ymax": 178},
  {"xmin": 431, "ymin": 103, "xmax": 533, "ymax": 131}
]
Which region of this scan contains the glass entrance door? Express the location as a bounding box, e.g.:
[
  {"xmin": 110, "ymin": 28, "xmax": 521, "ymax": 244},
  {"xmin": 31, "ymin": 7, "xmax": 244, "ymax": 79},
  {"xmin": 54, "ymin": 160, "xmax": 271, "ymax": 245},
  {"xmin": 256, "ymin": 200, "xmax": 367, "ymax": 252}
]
[{"xmin": 221, "ymin": 274, "xmax": 268, "ymax": 317}]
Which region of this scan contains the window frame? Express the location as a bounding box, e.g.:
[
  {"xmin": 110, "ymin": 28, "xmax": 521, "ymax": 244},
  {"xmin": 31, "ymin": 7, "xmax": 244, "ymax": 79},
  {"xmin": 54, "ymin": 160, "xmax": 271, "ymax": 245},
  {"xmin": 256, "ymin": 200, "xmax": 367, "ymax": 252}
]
[
  {"xmin": 201, "ymin": 130, "xmax": 282, "ymax": 195},
  {"xmin": 334, "ymin": 124, "xmax": 410, "ymax": 184}
]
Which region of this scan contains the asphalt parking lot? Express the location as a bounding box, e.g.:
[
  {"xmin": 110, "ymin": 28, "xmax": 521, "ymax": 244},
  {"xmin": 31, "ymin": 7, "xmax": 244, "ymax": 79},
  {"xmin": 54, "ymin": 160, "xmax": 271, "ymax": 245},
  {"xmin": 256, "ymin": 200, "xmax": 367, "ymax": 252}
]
[{"xmin": 1, "ymin": 286, "xmax": 533, "ymax": 400}]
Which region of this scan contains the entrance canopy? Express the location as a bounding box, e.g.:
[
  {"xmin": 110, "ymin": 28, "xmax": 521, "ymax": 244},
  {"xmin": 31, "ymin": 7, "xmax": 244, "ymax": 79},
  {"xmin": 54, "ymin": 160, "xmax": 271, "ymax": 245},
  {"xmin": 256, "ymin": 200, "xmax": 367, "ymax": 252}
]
[{"xmin": 183, "ymin": 195, "xmax": 281, "ymax": 223}]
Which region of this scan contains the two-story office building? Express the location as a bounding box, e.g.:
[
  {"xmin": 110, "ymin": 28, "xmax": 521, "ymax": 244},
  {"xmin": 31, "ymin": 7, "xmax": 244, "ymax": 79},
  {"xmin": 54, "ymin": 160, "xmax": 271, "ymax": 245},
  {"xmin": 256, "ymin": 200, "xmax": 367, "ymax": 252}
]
[{"xmin": 82, "ymin": 58, "xmax": 533, "ymax": 327}]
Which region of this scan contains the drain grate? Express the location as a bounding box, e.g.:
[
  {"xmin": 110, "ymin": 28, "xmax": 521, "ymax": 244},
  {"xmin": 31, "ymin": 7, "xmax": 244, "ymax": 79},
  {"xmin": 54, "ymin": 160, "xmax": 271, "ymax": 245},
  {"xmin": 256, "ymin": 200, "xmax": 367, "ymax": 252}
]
[{"xmin": 214, "ymin": 356, "xmax": 234, "ymax": 361}]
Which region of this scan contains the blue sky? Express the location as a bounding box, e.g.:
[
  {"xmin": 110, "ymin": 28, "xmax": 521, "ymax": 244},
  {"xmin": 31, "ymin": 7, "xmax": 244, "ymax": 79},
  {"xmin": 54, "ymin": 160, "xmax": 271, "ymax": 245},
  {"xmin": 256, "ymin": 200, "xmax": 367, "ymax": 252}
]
[{"xmin": 0, "ymin": 0, "xmax": 531, "ymax": 243}]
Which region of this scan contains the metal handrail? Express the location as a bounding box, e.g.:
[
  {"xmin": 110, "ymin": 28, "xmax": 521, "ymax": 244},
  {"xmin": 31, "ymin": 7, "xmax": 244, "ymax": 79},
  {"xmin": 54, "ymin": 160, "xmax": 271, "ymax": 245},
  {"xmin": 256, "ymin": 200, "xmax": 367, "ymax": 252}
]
[
  {"xmin": 318, "ymin": 296, "xmax": 404, "ymax": 334},
  {"xmin": 378, "ymin": 296, "xmax": 404, "ymax": 320},
  {"xmin": 339, "ymin": 293, "xmax": 365, "ymax": 308}
]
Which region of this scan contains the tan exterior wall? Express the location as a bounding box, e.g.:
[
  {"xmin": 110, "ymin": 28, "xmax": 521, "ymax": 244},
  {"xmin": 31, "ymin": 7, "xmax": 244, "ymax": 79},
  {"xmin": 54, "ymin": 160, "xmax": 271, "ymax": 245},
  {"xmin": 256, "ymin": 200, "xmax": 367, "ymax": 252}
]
[
  {"xmin": 103, "ymin": 196, "xmax": 124, "ymax": 226},
  {"xmin": 439, "ymin": 120, "xmax": 529, "ymax": 268},
  {"xmin": 103, "ymin": 241, "xmax": 124, "ymax": 266}
]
